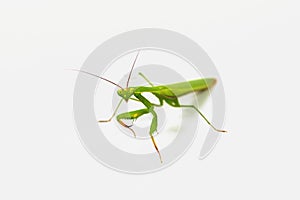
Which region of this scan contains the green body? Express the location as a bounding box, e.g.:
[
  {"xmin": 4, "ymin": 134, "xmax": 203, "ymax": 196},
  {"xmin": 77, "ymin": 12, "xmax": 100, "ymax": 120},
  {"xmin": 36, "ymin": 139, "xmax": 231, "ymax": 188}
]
[
  {"xmin": 109, "ymin": 74, "xmax": 223, "ymax": 162},
  {"xmin": 134, "ymin": 78, "xmax": 216, "ymax": 98},
  {"xmin": 119, "ymin": 78, "xmax": 216, "ymax": 105},
  {"xmin": 73, "ymin": 54, "xmax": 226, "ymax": 163}
]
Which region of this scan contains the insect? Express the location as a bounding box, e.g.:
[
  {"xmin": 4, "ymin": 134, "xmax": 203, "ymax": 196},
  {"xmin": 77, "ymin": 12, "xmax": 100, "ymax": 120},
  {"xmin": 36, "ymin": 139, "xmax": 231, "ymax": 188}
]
[{"xmin": 72, "ymin": 51, "xmax": 226, "ymax": 163}]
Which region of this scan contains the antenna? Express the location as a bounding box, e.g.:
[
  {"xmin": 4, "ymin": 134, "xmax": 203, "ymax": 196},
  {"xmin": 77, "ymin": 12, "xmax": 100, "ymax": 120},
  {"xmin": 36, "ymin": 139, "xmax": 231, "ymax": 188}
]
[
  {"xmin": 68, "ymin": 69, "xmax": 124, "ymax": 89},
  {"xmin": 126, "ymin": 50, "xmax": 140, "ymax": 88}
]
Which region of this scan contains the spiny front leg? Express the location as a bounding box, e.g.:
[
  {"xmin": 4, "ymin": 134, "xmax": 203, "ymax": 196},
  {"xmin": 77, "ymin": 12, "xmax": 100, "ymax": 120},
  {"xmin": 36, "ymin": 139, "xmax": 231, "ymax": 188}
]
[
  {"xmin": 134, "ymin": 93, "xmax": 163, "ymax": 163},
  {"xmin": 149, "ymin": 107, "xmax": 162, "ymax": 163},
  {"xmin": 116, "ymin": 109, "xmax": 150, "ymax": 137}
]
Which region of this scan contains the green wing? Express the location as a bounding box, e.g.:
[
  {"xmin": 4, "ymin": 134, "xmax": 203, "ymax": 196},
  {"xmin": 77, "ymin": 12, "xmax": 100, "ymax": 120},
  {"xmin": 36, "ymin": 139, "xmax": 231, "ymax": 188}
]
[
  {"xmin": 134, "ymin": 78, "xmax": 216, "ymax": 97},
  {"xmin": 163, "ymin": 78, "xmax": 216, "ymax": 97}
]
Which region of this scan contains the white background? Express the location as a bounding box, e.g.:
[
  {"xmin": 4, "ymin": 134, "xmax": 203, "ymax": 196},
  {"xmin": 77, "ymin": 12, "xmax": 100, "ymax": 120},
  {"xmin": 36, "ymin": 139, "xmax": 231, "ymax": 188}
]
[{"xmin": 1, "ymin": 0, "xmax": 299, "ymax": 199}]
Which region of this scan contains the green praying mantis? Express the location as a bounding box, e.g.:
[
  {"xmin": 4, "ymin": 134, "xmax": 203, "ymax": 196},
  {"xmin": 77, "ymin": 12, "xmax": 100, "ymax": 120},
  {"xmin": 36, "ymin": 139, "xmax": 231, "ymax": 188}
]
[{"xmin": 72, "ymin": 51, "xmax": 226, "ymax": 163}]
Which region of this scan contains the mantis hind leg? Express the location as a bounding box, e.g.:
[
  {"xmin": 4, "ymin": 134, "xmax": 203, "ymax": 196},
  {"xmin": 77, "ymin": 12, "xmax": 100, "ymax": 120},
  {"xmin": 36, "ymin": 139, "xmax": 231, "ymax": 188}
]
[
  {"xmin": 178, "ymin": 104, "xmax": 226, "ymax": 133},
  {"xmin": 116, "ymin": 109, "xmax": 149, "ymax": 137}
]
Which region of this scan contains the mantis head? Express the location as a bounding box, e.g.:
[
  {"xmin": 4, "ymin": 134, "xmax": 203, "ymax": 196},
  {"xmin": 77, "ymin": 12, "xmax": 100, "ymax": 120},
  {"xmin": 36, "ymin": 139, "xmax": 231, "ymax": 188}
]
[
  {"xmin": 117, "ymin": 88, "xmax": 136, "ymax": 102},
  {"xmin": 70, "ymin": 51, "xmax": 141, "ymax": 103}
]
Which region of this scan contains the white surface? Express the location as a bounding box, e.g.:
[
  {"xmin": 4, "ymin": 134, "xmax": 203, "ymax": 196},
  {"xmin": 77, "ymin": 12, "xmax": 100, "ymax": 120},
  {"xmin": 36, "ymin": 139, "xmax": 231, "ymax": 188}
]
[{"xmin": 0, "ymin": 0, "xmax": 299, "ymax": 199}]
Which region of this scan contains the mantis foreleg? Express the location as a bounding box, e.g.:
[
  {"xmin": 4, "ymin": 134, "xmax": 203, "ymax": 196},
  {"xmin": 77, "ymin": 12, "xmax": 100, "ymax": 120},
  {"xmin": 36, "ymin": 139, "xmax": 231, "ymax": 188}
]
[
  {"xmin": 116, "ymin": 109, "xmax": 150, "ymax": 137},
  {"xmin": 134, "ymin": 93, "xmax": 162, "ymax": 163}
]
